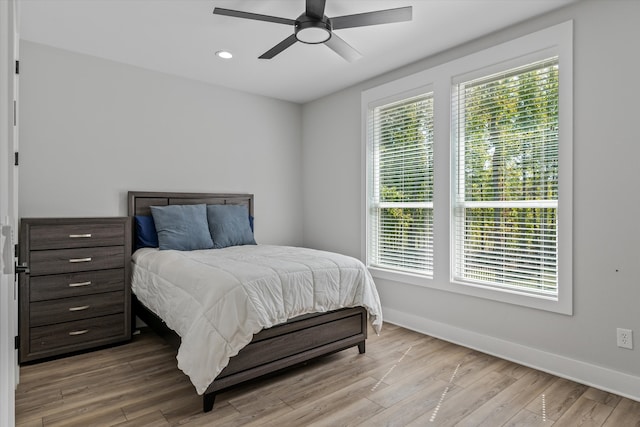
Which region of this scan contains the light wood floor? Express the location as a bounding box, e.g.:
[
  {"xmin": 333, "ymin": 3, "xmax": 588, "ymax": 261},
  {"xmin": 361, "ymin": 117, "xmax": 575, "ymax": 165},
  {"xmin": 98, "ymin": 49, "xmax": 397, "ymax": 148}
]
[{"xmin": 16, "ymin": 323, "xmax": 640, "ymax": 426}]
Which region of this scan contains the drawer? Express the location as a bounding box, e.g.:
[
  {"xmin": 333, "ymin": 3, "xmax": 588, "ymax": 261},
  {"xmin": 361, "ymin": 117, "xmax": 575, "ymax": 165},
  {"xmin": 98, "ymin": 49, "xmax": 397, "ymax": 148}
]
[
  {"xmin": 29, "ymin": 246, "xmax": 124, "ymax": 276},
  {"xmin": 29, "ymin": 223, "xmax": 125, "ymax": 250},
  {"xmin": 29, "ymin": 313, "xmax": 125, "ymax": 354},
  {"xmin": 30, "ymin": 291, "xmax": 124, "ymax": 327},
  {"xmin": 30, "ymin": 269, "xmax": 124, "ymax": 302}
]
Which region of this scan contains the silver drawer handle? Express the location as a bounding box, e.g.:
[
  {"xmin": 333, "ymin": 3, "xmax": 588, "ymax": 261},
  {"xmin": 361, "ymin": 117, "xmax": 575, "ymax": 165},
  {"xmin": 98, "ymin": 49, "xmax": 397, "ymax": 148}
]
[
  {"xmin": 68, "ymin": 305, "xmax": 90, "ymax": 312},
  {"xmin": 68, "ymin": 281, "xmax": 91, "ymax": 288},
  {"xmin": 68, "ymin": 329, "xmax": 89, "ymax": 336},
  {"xmin": 69, "ymin": 257, "xmax": 92, "ymax": 263},
  {"xmin": 69, "ymin": 234, "xmax": 92, "ymax": 238}
]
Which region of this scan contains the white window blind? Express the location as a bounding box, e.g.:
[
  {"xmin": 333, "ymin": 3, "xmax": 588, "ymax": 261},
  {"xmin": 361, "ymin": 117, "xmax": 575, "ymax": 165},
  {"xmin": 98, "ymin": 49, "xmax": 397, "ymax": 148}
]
[
  {"xmin": 369, "ymin": 93, "xmax": 434, "ymax": 275},
  {"xmin": 452, "ymin": 57, "xmax": 559, "ymax": 296}
]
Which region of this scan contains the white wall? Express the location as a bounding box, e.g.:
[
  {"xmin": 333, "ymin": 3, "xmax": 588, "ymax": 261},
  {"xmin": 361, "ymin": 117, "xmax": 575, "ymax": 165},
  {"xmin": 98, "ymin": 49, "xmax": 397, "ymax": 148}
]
[
  {"xmin": 19, "ymin": 41, "xmax": 303, "ymax": 246},
  {"xmin": 302, "ymin": 0, "xmax": 640, "ymax": 399}
]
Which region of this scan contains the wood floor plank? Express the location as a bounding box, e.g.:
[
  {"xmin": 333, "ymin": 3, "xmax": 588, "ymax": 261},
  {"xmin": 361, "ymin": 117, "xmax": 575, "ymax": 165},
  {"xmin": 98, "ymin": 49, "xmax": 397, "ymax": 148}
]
[
  {"xmin": 359, "ymin": 379, "xmax": 463, "ymax": 427},
  {"xmin": 602, "ymin": 397, "xmax": 640, "ymax": 426},
  {"xmin": 15, "ymin": 390, "xmax": 65, "ymax": 426},
  {"xmin": 456, "ymin": 369, "xmax": 556, "ymax": 426},
  {"xmin": 435, "ymin": 350, "xmax": 507, "ymax": 388},
  {"xmin": 228, "ymin": 387, "xmax": 289, "ymax": 414},
  {"xmin": 406, "ymin": 370, "xmax": 517, "ymax": 426},
  {"xmin": 502, "ymin": 408, "xmax": 553, "ymax": 426},
  {"xmin": 21, "ymin": 365, "xmax": 186, "ymax": 425},
  {"xmin": 306, "ymin": 397, "xmax": 384, "ymax": 427},
  {"xmin": 553, "ymin": 395, "xmax": 614, "ymax": 426},
  {"xmin": 277, "ymin": 356, "xmax": 385, "ymax": 409},
  {"xmin": 111, "ymin": 410, "xmax": 170, "ymax": 427},
  {"xmin": 14, "ymin": 387, "xmax": 62, "ymax": 413},
  {"xmin": 42, "ymin": 406, "xmax": 127, "ymax": 427},
  {"xmin": 525, "ymin": 377, "xmax": 589, "ymax": 421},
  {"xmin": 162, "ymin": 394, "xmax": 238, "ymax": 426},
  {"xmin": 499, "ymin": 361, "xmax": 537, "ymax": 381},
  {"xmin": 366, "ymin": 345, "xmax": 469, "ymax": 409},
  {"xmin": 193, "ymin": 398, "xmax": 292, "ymax": 427},
  {"xmin": 15, "ymin": 417, "xmax": 43, "ymax": 427},
  {"xmin": 18, "ymin": 362, "xmax": 133, "ymax": 398},
  {"xmin": 371, "ymin": 341, "xmax": 470, "ymax": 389},
  {"xmin": 367, "ymin": 365, "xmax": 449, "ymax": 410},
  {"xmin": 119, "ymin": 380, "xmax": 196, "ymax": 420},
  {"xmin": 260, "ymin": 376, "xmax": 380, "ymax": 427},
  {"xmin": 583, "ymin": 387, "xmax": 623, "ymax": 408},
  {"xmin": 14, "ymin": 325, "xmax": 640, "ymax": 427}
]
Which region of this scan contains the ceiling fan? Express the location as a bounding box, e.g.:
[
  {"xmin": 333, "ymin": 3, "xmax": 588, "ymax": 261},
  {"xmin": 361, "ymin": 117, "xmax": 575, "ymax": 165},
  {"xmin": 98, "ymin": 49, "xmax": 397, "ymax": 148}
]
[{"xmin": 213, "ymin": 0, "xmax": 412, "ymax": 62}]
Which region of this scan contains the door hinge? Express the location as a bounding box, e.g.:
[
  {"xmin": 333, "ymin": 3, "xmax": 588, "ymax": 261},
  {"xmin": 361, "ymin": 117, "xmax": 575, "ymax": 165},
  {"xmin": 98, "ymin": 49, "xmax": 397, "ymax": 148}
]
[
  {"xmin": 14, "ymin": 152, "xmax": 18, "ymax": 166},
  {"xmin": 15, "ymin": 263, "xmax": 29, "ymax": 275},
  {"xmin": 14, "ymin": 243, "xmax": 18, "ymax": 255},
  {"xmin": 15, "ymin": 60, "xmax": 19, "ymax": 75},
  {"xmin": 14, "ymin": 336, "xmax": 19, "ymax": 350}
]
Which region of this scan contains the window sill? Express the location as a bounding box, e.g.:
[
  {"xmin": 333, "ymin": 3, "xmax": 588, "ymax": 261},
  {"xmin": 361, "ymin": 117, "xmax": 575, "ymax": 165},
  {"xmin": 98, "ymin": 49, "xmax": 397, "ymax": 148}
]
[
  {"xmin": 369, "ymin": 266, "xmax": 572, "ymax": 316},
  {"xmin": 368, "ymin": 266, "xmax": 432, "ymax": 288},
  {"xmin": 448, "ymin": 279, "xmax": 572, "ymax": 316}
]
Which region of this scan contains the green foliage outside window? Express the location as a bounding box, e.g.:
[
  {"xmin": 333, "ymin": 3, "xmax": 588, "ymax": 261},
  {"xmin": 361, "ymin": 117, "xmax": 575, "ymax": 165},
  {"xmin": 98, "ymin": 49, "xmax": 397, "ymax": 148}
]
[
  {"xmin": 373, "ymin": 95, "xmax": 433, "ymax": 273},
  {"xmin": 370, "ymin": 58, "xmax": 560, "ymax": 293},
  {"xmin": 456, "ymin": 58, "xmax": 559, "ymax": 292}
]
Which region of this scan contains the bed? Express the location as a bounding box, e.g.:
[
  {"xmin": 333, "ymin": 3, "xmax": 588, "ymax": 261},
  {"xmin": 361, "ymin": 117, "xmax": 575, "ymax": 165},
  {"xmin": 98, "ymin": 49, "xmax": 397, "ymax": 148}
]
[{"xmin": 127, "ymin": 191, "xmax": 382, "ymax": 412}]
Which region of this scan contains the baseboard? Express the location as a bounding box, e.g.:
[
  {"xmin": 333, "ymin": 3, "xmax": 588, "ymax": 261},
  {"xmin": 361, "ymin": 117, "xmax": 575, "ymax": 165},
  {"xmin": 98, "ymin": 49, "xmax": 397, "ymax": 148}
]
[{"xmin": 383, "ymin": 307, "xmax": 640, "ymax": 402}]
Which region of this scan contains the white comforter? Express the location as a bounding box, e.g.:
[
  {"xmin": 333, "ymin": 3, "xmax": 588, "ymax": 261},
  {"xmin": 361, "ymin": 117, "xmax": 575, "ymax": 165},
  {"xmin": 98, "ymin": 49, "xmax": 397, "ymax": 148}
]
[{"xmin": 131, "ymin": 245, "xmax": 383, "ymax": 394}]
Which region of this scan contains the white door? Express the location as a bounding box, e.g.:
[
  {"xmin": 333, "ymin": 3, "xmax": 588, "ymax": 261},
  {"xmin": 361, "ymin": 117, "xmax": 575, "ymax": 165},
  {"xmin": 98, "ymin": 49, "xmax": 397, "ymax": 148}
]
[{"xmin": 0, "ymin": 0, "xmax": 19, "ymax": 426}]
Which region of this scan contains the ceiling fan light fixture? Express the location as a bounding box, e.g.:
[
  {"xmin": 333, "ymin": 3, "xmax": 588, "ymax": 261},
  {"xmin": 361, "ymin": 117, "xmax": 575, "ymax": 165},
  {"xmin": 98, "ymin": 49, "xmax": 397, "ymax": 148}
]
[{"xmin": 295, "ymin": 20, "xmax": 331, "ymax": 44}]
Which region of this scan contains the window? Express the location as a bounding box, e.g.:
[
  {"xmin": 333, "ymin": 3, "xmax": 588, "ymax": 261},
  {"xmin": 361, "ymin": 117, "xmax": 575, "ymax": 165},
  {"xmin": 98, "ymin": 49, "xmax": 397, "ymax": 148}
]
[
  {"xmin": 368, "ymin": 93, "xmax": 434, "ymax": 276},
  {"xmin": 363, "ymin": 21, "xmax": 572, "ymax": 313},
  {"xmin": 452, "ymin": 58, "xmax": 560, "ymax": 298}
]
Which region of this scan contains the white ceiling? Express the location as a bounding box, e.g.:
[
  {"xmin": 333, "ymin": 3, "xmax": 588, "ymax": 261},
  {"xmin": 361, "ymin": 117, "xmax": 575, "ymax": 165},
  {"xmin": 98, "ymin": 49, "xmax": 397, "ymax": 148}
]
[{"xmin": 19, "ymin": 0, "xmax": 576, "ymax": 104}]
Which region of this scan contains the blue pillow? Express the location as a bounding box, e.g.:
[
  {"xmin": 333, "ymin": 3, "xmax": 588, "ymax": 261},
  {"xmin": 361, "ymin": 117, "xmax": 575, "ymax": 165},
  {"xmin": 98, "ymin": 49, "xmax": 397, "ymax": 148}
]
[
  {"xmin": 150, "ymin": 204, "xmax": 214, "ymax": 251},
  {"xmin": 207, "ymin": 204, "xmax": 256, "ymax": 249},
  {"xmin": 134, "ymin": 215, "xmax": 158, "ymax": 250}
]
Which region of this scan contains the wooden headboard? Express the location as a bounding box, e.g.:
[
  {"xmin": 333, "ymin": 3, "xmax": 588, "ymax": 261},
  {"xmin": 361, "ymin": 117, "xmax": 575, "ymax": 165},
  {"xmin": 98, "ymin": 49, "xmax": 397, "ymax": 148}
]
[{"xmin": 127, "ymin": 191, "xmax": 254, "ymax": 217}]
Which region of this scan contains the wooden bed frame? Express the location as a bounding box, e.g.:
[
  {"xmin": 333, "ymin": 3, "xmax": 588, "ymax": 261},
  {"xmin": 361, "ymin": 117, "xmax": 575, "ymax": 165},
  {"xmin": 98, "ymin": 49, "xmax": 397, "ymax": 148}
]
[{"xmin": 127, "ymin": 191, "xmax": 368, "ymax": 412}]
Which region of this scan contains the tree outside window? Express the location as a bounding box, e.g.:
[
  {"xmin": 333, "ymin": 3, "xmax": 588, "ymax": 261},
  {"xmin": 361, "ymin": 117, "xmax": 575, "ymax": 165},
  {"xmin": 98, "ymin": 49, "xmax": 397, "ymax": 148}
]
[
  {"xmin": 453, "ymin": 58, "xmax": 559, "ymax": 295},
  {"xmin": 370, "ymin": 94, "xmax": 434, "ymax": 275}
]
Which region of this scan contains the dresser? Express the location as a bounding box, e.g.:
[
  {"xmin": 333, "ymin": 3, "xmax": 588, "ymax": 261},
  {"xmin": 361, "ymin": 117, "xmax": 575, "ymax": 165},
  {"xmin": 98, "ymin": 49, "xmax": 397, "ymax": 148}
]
[{"xmin": 18, "ymin": 217, "xmax": 131, "ymax": 363}]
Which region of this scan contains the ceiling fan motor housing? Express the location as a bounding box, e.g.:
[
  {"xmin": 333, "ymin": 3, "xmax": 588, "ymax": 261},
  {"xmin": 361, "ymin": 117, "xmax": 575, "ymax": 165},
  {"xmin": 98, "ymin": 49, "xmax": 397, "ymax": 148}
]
[{"xmin": 295, "ymin": 13, "xmax": 332, "ymax": 44}]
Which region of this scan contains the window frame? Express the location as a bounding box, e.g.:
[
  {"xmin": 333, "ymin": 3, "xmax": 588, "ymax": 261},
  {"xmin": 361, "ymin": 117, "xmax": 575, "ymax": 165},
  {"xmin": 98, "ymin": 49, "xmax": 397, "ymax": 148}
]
[
  {"xmin": 363, "ymin": 79, "xmax": 438, "ymax": 288},
  {"xmin": 362, "ymin": 21, "xmax": 573, "ymax": 314},
  {"xmin": 367, "ymin": 90, "xmax": 435, "ymax": 277}
]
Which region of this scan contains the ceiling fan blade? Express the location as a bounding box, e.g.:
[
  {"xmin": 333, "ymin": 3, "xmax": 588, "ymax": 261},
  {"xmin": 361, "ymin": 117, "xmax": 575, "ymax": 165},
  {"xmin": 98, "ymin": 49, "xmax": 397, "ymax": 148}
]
[
  {"xmin": 213, "ymin": 7, "xmax": 295, "ymax": 26},
  {"xmin": 331, "ymin": 6, "xmax": 412, "ymax": 30},
  {"xmin": 259, "ymin": 34, "xmax": 298, "ymax": 59},
  {"xmin": 325, "ymin": 33, "xmax": 362, "ymax": 63},
  {"xmin": 306, "ymin": 0, "xmax": 326, "ymax": 19}
]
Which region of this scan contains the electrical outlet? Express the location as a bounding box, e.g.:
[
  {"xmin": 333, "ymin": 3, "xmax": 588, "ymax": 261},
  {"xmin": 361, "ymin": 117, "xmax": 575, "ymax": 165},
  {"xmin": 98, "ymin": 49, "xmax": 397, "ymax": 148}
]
[{"xmin": 617, "ymin": 328, "xmax": 633, "ymax": 349}]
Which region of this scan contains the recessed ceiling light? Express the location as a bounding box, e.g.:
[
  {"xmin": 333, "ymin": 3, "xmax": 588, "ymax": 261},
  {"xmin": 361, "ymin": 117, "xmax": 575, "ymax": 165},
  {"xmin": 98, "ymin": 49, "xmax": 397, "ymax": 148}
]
[{"xmin": 215, "ymin": 50, "xmax": 233, "ymax": 59}]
